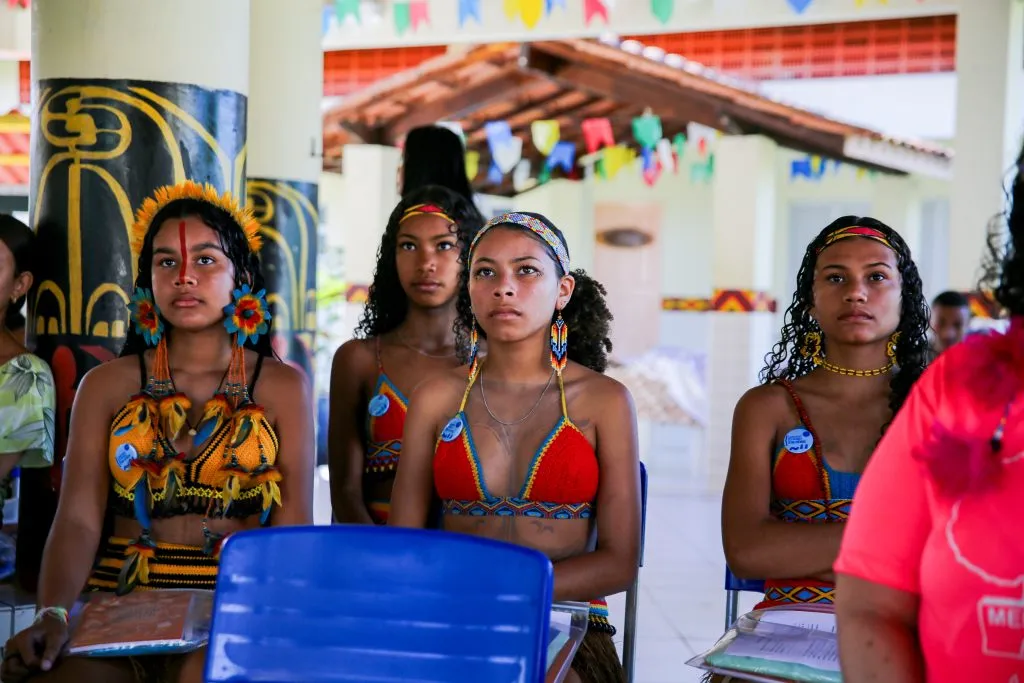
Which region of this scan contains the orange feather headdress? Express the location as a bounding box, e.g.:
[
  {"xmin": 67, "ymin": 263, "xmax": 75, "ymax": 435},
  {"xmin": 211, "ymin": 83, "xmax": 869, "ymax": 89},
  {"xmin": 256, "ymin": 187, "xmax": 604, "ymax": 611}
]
[{"xmin": 130, "ymin": 180, "xmax": 262, "ymax": 258}]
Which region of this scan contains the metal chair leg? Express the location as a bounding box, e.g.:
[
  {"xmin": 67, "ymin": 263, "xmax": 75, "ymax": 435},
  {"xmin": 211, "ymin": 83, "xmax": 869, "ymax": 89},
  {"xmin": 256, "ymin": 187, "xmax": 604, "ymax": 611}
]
[
  {"xmin": 725, "ymin": 589, "xmax": 739, "ymax": 632},
  {"xmin": 622, "ymin": 575, "xmax": 640, "ymax": 683}
]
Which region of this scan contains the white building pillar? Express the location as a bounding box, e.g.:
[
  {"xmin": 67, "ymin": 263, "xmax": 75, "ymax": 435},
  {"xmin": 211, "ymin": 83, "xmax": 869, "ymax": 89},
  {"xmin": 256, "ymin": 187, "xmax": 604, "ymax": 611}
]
[
  {"xmin": 706, "ymin": 135, "xmax": 779, "ymax": 490},
  {"xmin": 247, "ymin": 0, "xmax": 323, "ymax": 383},
  {"xmin": 338, "ymin": 143, "xmax": 401, "ymax": 326},
  {"xmin": 872, "ymin": 175, "xmax": 923, "ymax": 262},
  {"xmin": 948, "ymin": 0, "xmax": 1024, "ymax": 293}
]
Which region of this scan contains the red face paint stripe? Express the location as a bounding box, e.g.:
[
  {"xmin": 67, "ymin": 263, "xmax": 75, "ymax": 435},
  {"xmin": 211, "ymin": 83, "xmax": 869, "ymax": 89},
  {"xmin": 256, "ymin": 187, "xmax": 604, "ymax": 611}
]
[{"xmin": 178, "ymin": 220, "xmax": 188, "ymax": 282}]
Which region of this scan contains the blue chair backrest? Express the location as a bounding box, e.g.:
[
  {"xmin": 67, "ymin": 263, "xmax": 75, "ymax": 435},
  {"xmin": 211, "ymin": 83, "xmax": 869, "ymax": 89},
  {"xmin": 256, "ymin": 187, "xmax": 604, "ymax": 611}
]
[
  {"xmin": 205, "ymin": 526, "xmax": 554, "ymax": 683},
  {"xmin": 724, "ymin": 567, "xmax": 765, "ymax": 594},
  {"xmin": 639, "ymin": 462, "xmax": 648, "ymax": 567}
]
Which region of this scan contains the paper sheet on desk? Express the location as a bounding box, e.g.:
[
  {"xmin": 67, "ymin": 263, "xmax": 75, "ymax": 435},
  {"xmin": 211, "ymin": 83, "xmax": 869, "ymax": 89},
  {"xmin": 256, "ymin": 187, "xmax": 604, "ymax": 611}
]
[
  {"xmin": 723, "ymin": 632, "xmax": 840, "ymax": 673},
  {"xmin": 756, "ymin": 609, "xmax": 836, "ymax": 635}
]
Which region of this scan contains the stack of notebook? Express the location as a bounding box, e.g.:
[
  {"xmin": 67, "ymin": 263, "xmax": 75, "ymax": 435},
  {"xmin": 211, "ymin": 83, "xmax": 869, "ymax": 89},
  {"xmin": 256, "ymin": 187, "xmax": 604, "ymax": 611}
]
[{"xmin": 688, "ymin": 606, "xmax": 842, "ymax": 683}]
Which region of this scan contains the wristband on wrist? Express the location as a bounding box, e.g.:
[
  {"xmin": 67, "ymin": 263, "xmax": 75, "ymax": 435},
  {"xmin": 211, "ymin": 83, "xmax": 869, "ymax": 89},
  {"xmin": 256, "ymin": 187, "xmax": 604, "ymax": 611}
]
[{"xmin": 33, "ymin": 606, "xmax": 69, "ymax": 626}]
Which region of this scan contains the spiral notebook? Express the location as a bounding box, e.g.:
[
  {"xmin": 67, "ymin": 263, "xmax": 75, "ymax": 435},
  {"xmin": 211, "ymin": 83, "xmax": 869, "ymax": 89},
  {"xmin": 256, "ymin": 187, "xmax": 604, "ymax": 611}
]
[{"xmin": 67, "ymin": 589, "xmax": 213, "ymax": 657}]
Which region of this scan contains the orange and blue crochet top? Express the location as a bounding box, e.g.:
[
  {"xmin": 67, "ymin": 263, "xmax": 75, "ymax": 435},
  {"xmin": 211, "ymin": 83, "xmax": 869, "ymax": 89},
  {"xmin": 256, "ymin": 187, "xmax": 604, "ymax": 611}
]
[
  {"xmin": 364, "ymin": 338, "xmax": 408, "ymax": 477},
  {"xmin": 432, "ymin": 370, "xmax": 599, "ymax": 520},
  {"xmin": 107, "ymin": 353, "xmax": 281, "ymax": 524},
  {"xmin": 759, "ymin": 379, "xmax": 860, "ymax": 609}
]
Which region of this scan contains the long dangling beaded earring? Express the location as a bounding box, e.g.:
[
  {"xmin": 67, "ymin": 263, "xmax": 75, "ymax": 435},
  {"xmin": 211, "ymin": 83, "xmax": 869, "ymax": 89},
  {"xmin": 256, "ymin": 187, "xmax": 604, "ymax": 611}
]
[
  {"xmin": 467, "ymin": 319, "xmax": 481, "ymax": 380},
  {"xmin": 550, "ymin": 309, "xmax": 568, "ymax": 376}
]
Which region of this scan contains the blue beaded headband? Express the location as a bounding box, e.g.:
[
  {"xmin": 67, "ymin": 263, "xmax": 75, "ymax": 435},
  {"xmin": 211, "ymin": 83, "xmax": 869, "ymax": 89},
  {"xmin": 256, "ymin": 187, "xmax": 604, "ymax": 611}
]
[{"xmin": 470, "ymin": 212, "xmax": 570, "ymax": 274}]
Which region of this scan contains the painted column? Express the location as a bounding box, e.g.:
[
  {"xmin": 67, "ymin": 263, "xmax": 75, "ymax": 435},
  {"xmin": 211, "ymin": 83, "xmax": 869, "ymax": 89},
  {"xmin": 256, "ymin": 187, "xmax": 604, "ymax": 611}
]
[
  {"xmin": 246, "ymin": 0, "xmax": 323, "ymax": 383},
  {"xmin": 948, "ymin": 0, "xmax": 1024, "ymax": 302},
  {"xmin": 706, "ymin": 135, "xmax": 778, "ymax": 490},
  {"xmin": 23, "ymin": 0, "xmax": 250, "ymax": 590}
]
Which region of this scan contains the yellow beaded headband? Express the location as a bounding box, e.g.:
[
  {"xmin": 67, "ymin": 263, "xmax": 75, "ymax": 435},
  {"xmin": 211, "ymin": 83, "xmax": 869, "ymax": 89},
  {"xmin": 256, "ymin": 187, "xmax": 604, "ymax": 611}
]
[
  {"xmin": 400, "ymin": 203, "xmax": 454, "ymax": 225},
  {"xmin": 130, "ymin": 180, "xmax": 262, "ymax": 258},
  {"xmin": 817, "ymin": 225, "xmax": 893, "ymax": 254}
]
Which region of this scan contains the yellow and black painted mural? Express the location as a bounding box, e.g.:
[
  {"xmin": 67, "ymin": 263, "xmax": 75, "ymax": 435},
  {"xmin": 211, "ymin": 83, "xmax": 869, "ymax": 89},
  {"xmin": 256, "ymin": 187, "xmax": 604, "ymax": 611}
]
[
  {"xmin": 20, "ymin": 78, "xmax": 246, "ymax": 590},
  {"xmin": 247, "ymin": 178, "xmax": 318, "ymax": 384}
]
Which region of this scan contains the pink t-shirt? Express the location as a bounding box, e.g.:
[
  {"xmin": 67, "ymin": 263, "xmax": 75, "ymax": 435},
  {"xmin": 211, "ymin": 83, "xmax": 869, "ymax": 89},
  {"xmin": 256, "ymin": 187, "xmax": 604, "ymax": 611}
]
[{"xmin": 835, "ymin": 338, "xmax": 1024, "ymax": 682}]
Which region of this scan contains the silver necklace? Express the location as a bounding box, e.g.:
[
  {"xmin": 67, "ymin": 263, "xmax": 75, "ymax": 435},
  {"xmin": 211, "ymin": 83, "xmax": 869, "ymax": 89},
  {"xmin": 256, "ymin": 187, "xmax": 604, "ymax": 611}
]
[
  {"xmin": 397, "ymin": 337, "xmax": 457, "ymax": 359},
  {"xmin": 479, "ymin": 368, "xmax": 555, "ymax": 426}
]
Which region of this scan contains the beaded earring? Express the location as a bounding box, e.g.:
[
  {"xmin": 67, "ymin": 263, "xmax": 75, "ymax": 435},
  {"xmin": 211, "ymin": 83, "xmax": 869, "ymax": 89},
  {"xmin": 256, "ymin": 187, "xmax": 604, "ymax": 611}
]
[
  {"xmin": 222, "ymin": 284, "xmax": 272, "ymax": 407},
  {"xmin": 550, "ymin": 310, "xmax": 568, "ymax": 376},
  {"xmin": 468, "ymin": 319, "xmax": 480, "ymax": 380}
]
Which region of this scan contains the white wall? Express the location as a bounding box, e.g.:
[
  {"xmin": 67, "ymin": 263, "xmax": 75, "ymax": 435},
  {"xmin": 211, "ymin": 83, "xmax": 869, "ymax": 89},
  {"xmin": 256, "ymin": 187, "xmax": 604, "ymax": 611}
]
[{"xmin": 760, "ymin": 73, "xmax": 957, "ymax": 142}]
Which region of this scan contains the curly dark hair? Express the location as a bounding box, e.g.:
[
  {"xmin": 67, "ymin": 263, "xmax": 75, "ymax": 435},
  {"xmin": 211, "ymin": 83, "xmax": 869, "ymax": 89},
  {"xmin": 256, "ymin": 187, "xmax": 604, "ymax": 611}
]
[
  {"xmin": 355, "ymin": 185, "xmax": 484, "ymax": 339},
  {"xmin": 454, "ymin": 212, "xmax": 614, "ymax": 373},
  {"xmin": 979, "ymin": 143, "xmax": 1024, "ymax": 315},
  {"xmin": 121, "ymin": 198, "xmax": 274, "ymax": 358},
  {"xmin": 760, "ymin": 216, "xmax": 930, "ymax": 421}
]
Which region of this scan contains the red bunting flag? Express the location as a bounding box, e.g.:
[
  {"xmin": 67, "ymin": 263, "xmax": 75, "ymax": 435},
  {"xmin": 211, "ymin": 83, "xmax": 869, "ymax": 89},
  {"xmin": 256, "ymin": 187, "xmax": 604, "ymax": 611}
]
[
  {"xmin": 410, "ymin": 1, "xmax": 430, "ymax": 29},
  {"xmin": 581, "ymin": 118, "xmax": 614, "ymax": 154},
  {"xmin": 583, "ymin": 0, "xmax": 608, "ymax": 25}
]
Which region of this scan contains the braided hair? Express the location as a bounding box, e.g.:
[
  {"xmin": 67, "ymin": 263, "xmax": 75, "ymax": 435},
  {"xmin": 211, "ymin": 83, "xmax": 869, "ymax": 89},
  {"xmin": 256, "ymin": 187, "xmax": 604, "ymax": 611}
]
[
  {"xmin": 355, "ymin": 185, "xmax": 484, "ymax": 339},
  {"xmin": 760, "ymin": 216, "xmax": 930, "ymax": 421},
  {"xmin": 455, "ymin": 212, "xmax": 614, "ymax": 373}
]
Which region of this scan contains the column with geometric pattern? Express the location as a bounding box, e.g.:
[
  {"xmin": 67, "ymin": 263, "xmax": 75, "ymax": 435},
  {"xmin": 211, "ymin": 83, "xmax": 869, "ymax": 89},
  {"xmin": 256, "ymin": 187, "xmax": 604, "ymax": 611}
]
[
  {"xmin": 23, "ymin": 0, "xmax": 250, "ymax": 591},
  {"xmin": 706, "ymin": 135, "xmax": 779, "ymax": 490}
]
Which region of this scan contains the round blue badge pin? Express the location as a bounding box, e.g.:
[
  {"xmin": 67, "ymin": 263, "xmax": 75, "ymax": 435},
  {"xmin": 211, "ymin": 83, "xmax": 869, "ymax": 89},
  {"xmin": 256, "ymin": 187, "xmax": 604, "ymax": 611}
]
[
  {"xmin": 441, "ymin": 416, "xmax": 464, "ymax": 443},
  {"xmin": 368, "ymin": 393, "xmax": 391, "ymax": 418},
  {"xmin": 115, "ymin": 444, "xmax": 137, "ymax": 472},
  {"xmin": 783, "ymin": 428, "xmax": 814, "ymax": 454}
]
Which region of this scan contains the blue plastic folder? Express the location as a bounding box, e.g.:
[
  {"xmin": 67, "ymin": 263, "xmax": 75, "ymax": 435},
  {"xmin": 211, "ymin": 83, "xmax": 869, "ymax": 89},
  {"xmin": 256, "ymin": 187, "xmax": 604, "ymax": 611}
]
[{"xmin": 546, "ymin": 601, "xmax": 590, "ymax": 682}]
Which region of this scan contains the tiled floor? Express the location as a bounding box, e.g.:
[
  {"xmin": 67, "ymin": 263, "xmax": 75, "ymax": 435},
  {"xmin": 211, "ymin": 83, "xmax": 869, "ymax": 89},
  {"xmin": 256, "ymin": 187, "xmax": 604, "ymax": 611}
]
[{"xmin": 311, "ymin": 422, "xmax": 761, "ymax": 683}]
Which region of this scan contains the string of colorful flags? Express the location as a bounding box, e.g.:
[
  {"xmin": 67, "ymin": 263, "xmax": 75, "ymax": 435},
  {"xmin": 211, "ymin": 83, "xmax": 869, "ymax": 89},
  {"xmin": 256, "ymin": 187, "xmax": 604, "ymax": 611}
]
[
  {"xmin": 789, "ymin": 154, "xmax": 879, "ymax": 182},
  {"xmin": 462, "ymin": 113, "xmax": 721, "ymax": 192},
  {"xmin": 323, "ymin": 0, "xmax": 684, "ymax": 35},
  {"xmin": 322, "ymin": 0, "xmax": 928, "ymax": 35}
]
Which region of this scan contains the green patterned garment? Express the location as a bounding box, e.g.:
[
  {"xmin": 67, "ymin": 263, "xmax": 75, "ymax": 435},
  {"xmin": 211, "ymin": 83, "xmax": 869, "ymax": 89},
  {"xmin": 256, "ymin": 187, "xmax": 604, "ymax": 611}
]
[{"xmin": 0, "ymin": 353, "xmax": 55, "ymax": 471}]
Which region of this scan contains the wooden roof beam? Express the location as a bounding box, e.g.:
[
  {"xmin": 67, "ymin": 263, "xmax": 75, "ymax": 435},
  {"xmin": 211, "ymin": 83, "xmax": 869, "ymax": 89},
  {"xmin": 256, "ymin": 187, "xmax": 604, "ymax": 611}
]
[
  {"xmin": 521, "ymin": 46, "xmax": 718, "ymax": 129},
  {"xmin": 383, "ymin": 69, "xmax": 530, "ymax": 144}
]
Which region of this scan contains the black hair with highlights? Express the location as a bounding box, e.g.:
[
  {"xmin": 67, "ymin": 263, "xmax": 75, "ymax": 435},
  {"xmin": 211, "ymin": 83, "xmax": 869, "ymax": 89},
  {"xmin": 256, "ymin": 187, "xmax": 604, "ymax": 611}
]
[
  {"xmin": 355, "ymin": 185, "xmax": 485, "ymax": 339},
  {"xmin": 120, "ymin": 198, "xmax": 273, "ymax": 358},
  {"xmin": 455, "ymin": 212, "xmax": 614, "ymax": 373},
  {"xmin": 760, "ymin": 216, "xmax": 930, "ymax": 421},
  {"xmin": 400, "ymin": 126, "xmax": 476, "ymax": 204}
]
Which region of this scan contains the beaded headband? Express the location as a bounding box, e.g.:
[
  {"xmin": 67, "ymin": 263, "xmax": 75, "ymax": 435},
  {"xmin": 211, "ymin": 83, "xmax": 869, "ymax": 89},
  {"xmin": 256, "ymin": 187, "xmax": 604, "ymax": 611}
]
[
  {"xmin": 130, "ymin": 180, "xmax": 261, "ymax": 258},
  {"xmin": 400, "ymin": 203, "xmax": 454, "ymax": 225},
  {"xmin": 471, "ymin": 212, "xmax": 570, "ymax": 274},
  {"xmin": 817, "ymin": 225, "xmax": 894, "ymax": 255}
]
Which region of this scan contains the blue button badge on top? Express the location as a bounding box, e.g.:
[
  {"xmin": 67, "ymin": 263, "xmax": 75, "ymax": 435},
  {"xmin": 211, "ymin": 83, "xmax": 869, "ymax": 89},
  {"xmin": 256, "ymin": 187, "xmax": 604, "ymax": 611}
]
[
  {"xmin": 368, "ymin": 393, "xmax": 391, "ymax": 417},
  {"xmin": 783, "ymin": 428, "xmax": 814, "ymax": 454},
  {"xmin": 441, "ymin": 416, "xmax": 464, "ymax": 443}
]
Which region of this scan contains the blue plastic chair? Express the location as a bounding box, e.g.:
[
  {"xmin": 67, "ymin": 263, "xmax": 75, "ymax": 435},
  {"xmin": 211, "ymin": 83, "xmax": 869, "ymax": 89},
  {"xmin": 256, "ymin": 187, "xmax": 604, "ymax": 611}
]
[
  {"xmin": 205, "ymin": 526, "xmax": 554, "ymax": 682},
  {"xmin": 724, "ymin": 568, "xmax": 765, "ymax": 630},
  {"xmin": 621, "ymin": 461, "xmax": 648, "ymax": 683}
]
